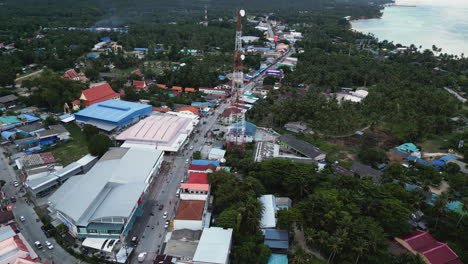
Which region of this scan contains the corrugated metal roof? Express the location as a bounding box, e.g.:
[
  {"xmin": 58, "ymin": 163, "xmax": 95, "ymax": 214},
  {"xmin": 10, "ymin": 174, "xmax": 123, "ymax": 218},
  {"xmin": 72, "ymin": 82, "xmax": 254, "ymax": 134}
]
[{"xmin": 192, "ymin": 227, "xmax": 233, "ymax": 264}]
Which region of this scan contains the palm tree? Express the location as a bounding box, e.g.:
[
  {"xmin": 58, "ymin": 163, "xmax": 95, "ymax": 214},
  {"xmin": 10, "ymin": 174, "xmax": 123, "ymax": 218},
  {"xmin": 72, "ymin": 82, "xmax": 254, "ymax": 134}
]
[
  {"xmin": 433, "ymin": 193, "xmax": 448, "ymax": 230},
  {"xmin": 353, "ymin": 239, "xmax": 368, "ymax": 264},
  {"xmin": 456, "ymin": 198, "xmax": 468, "ymax": 227}
]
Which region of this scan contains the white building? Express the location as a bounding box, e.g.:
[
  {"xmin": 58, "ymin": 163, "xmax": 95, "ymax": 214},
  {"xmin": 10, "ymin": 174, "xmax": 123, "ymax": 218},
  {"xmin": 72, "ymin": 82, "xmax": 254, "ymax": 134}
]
[
  {"xmin": 116, "ymin": 114, "xmax": 194, "ymax": 153},
  {"xmin": 179, "ymin": 184, "xmax": 210, "ymax": 201},
  {"xmin": 193, "ymin": 227, "xmax": 234, "ymax": 264},
  {"xmin": 48, "ymin": 147, "xmax": 164, "ymax": 239},
  {"xmin": 173, "ymin": 200, "xmax": 207, "ymax": 231},
  {"xmin": 258, "ymin": 195, "xmax": 277, "ymax": 229}
]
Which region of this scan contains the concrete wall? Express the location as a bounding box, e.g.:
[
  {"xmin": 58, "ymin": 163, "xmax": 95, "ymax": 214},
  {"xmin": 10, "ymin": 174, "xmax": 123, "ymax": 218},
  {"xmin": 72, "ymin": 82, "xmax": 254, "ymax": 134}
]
[{"xmin": 173, "ymin": 220, "xmax": 203, "ymax": 231}]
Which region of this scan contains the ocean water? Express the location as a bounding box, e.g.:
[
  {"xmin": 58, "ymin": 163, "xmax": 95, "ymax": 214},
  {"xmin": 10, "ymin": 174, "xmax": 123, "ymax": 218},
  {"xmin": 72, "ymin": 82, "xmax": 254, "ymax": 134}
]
[{"xmin": 351, "ymin": 0, "xmax": 468, "ymax": 56}]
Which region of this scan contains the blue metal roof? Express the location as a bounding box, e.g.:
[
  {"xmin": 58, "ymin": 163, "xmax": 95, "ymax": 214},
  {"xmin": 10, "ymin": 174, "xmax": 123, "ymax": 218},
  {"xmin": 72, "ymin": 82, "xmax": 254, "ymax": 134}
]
[
  {"xmin": 191, "ymin": 102, "xmax": 214, "ymax": 107},
  {"xmin": 432, "ymin": 160, "xmax": 445, "ymax": 168},
  {"xmin": 268, "ymin": 254, "xmax": 288, "ymax": 264},
  {"xmin": 439, "ymin": 155, "xmax": 459, "ymax": 163},
  {"xmin": 1, "ymin": 131, "xmax": 15, "ymax": 139},
  {"xmin": 405, "ymin": 183, "xmax": 421, "ymax": 191},
  {"xmin": 264, "ymin": 240, "xmax": 289, "ymax": 249},
  {"xmin": 75, "ymin": 100, "xmax": 152, "ymax": 126},
  {"xmin": 264, "ymin": 229, "xmax": 288, "ymax": 241},
  {"xmin": 192, "ymin": 160, "xmax": 220, "ymax": 166},
  {"xmin": 18, "ymin": 113, "xmax": 40, "ymax": 123},
  {"xmin": 101, "ymin": 37, "xmax": 110, "ymax": 41},
  {"xmin": 134, "ymin": 48, "xmax": 148, "ymax": 51}
]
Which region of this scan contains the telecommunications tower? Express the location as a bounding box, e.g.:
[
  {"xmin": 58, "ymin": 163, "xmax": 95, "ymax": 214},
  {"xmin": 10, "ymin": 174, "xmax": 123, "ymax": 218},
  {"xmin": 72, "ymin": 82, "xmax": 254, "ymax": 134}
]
[{"xmin": 226, "ymin": 9, "xmax": 246, "ymax": 151}]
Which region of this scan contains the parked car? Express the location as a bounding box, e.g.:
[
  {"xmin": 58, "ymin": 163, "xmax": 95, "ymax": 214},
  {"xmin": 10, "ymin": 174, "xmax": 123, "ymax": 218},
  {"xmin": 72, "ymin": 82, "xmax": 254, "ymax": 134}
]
[
  {"xmin": 13, "ymin": 181, "xmax": 19, "ymax": 187},
  {"xmin": 185, "ymin": 159, "xmax": 189, "ymax": 164},
  {"xmin": 45, "ymin": 241, "xmax": 54, "ymax": 249},
  {"xmin": 158, "ymin": 204, "xmax": 164, "ymax": 211},
  {"xmin": 20, "ymin": 216, "xmax": 25, "ymax": 222},
  {"xmin": 34, "ymin": 241, "xmax": 43, "ymax": 249},
  {"xmin": 138, "ymin": 252, "xmax": 147, "ymax": 262},
  {"xmin": 10, "ymin": 196, "xmax": 16, "ymax": 203},
  {"xmin": 164, "ymin": 220, "xmax": 170, "ymax": 228},
  {"xmin": 163, "ymin": 211, "xmax": 168, "ymax": 219}
]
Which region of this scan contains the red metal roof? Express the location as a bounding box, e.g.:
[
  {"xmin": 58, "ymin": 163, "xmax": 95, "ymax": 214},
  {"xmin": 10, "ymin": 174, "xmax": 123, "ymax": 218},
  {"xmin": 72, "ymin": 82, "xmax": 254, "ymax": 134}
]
[
  {"xmin": 175, "ymin": 200, "xmax": 205, "ymax": 220},
  {"xmin": 171, "ymin": 86, "xmax": 183, "ymax": 91},
  {"xmin": 221, "ymin": 107, "xmax": 242, "ymax": 117},
  {"xmin": 180, "ymin": 183, "xmax": 210, "ymax": 191},
  {"xmin": 188, "ymin": 164, "xmax": 216, "ymax": 172},
  {"xmin": 187, "ymin": 173, "xmax": 208, "ymax": 184},
  {"xmin": 152, "ymin": 107, "xmax": 170, "ymax": 113},
  {"xmin": 71, "ymin": 99, "xmax": 81, "ymax": 105},
  {"xmin": 80, "ymin": 83, "xmax": 119, "ymax": 106},
  {"xmin": 133, "ymin": 80, "xmax": 147, "ymax": 90},
  {"xmin": 397, "ymin": 230, "xmax": 462, "ymax": 264},
  {"xmin": 131, "ymin": 69, "xmax": 144, "ymax": 77},
  {"xmin": 177, "ymin": 106, "xmax": 199, "ymax": 114},
  {"xmin": 185, "ymin": 87, "xmax": 196, "ymax": 92},
  {"xmin": 157, "ymin": 84, "xmax": 168, "ymax": 89}
]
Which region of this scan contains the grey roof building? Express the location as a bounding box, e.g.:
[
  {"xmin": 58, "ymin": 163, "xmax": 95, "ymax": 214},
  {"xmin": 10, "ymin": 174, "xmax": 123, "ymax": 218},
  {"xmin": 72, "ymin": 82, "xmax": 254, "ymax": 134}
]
[
  {"xmin": 164, "ymin": 229, "xmax": 202, "ymax": 260},
  {"xmin": 350, "ymin": 162, "xmax": 383, "ymax": 183},
  {"xmin": 48, "ymin": 147, "xmax": 164, "ymax": 239},
  {"xmin": 278, "ymin": 134, "xmax": 326, "ymax": 162}
]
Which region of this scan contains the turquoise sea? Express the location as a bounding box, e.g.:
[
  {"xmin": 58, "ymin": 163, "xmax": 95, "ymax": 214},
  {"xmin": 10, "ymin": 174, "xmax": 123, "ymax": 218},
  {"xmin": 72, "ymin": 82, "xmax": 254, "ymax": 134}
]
[{"xmin": 351, "ymin": 0, "xmax": 468, "ymax": 56}]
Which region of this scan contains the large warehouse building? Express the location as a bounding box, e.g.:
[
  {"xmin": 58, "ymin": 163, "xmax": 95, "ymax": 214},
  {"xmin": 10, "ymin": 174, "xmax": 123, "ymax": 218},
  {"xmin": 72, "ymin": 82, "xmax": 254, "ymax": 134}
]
[
  {"xmin": 74, "ymin": 99, "xmax": 152, "ymax": 132},
  {"xmin": 116, "ymin": 114, "xmax": 194, "ymax": 152},
  {"xmin": 48, "ymin": 147, "xmax": 164, "ymax": 239}
]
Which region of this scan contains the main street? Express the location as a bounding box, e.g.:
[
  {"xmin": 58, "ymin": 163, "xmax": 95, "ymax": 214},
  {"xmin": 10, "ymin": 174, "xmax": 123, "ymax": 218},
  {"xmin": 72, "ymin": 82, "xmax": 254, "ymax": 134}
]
[
  {"xmin": 0, "ymin": 152, "xmax": 81, "ymax": 264},
  {"xmin": 130, "ymin": 44, "xmax": 293, "ymax": 263}
]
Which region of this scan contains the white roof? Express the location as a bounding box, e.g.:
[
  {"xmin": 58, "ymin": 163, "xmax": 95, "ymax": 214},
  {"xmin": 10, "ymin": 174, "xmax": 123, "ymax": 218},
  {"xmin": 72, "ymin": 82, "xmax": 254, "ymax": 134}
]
[
  {"xmin": 258, "ymin": 195, "xmax": 277, "ymax": 228},
  {"xmin": 208, "ymin": 148, "xmax": 226, "ymax": 160},
  {"xmin": 49, "ymin": 147, "xmax": 163, "ymax": 226},
  {"xmin": 116, "ymin": 114, "xmax": 194, "ymax": 152},
  {"xmin": 193, "ymin": 227, "xmax": 233, "ymax": 264},
  {"xmin": 82, "ymin": 237, "xmax": 117, "ymax": 253}
]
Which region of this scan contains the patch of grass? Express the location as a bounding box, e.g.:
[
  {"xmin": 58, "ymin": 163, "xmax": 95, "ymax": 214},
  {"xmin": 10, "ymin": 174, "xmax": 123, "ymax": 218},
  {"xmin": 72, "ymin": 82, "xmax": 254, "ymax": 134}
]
[
  {"xmin": 50, "ymin": 123, "xmax": 89, "ymax": 165},
  {"xmin": 419, "ymin": 136, "xmax": 448, "ymax": 153}
]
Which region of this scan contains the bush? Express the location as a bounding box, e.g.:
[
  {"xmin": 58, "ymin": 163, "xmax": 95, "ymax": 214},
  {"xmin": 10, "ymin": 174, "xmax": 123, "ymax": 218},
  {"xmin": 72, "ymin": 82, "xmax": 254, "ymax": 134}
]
[
  {"xmin": 82, "ymin": 124, "xmax": 99, "ymax": 140},
  {"xmin": 88, "ymin": 134, "xmax": 113, "ymax": 157}
]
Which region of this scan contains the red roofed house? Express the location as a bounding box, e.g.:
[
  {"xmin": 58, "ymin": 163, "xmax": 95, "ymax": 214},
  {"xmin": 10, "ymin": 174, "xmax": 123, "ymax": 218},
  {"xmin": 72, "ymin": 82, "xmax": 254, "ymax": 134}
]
[
  {"xmin": 188, "ymin": 164, "xmax": 217, "ymax": 174},
  {"xmin": 179, "ymin": 183, "xmax": 210, "ymax": 201},
  {"xmin": 176, "ymin": 106, "xmax": 199, "ymax": 117},
  {"xmin": 133, "ymin": 80, "xmax": 148, "ymax": 91},
  {"xmin": 63, "ymin": 69, "xmax": 88, "ymax": 83},
  {"xmin": 184, "ymin": 87, "xmax": 196, "ymax": 93},
  {"xmin": 394, "ymin": 230, "xmax": 463, "ymax": 264},
  {"xmin": 221, "ymin": 107, "xmax": 242, "ymax": 123},
  {"xmin": 157, "ymin": 84, "xmax": 168, "ymax": 90},
  {"xmin": 131, "ymin": 69, "xmax": 144, "ymax": 77},
  {"xmin": 187, "ymin": 172, "xmax": 208, "ymax": 184},
  {"xmin": 71, "ymin": 83, "xmax": 120, "ymax": 110},
  {"xmin": 152, "ymin": 107, "xmax": 170, "ymax": 113},
  {"xmin": 173, "ymin": 200, "xmax": 206, "ymax": 231},
  {"xmin": 0, "ymin": 225, "xmax": 43, "ymax": 264},
  {"xmin": 171, "ymin": 86, "xmax": 183, "ymax": 92}
]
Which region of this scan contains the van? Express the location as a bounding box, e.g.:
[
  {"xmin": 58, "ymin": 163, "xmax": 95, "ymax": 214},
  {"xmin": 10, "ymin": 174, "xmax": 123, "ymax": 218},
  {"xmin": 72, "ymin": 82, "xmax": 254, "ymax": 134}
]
[
  {"xmin": 176, "ymin": 188, "xmax": 180, "ymax": 197},
  {"xmin": 131, "ymin": 236, "xmax": 138, "ymax": 244}
]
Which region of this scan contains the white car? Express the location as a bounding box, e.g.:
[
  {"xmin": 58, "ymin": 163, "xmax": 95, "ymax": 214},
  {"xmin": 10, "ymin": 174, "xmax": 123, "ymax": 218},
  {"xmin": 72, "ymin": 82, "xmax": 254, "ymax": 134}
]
[
  {"xmin": 163, "ymin": 211, "xmax": 168, "ymax": 219},
  {"xmin": 34, "ymin": 241, "xmax": 43, "ymax": 249},
  {"xmin": 164, "ymin": 220, "xmax": 170, "ymax": 228},
  {"xmin": 189, "ymin": 145, "xmax": 194, "ymax": 150},
  {"xmin": 20, "ymin": 216, "xmax": 25, "ymax": 222},
  {"xmin": 45, "ymin": 241, "xmax": 54, "ymax": 249},
  {"xmin": 13, "ymin": 181, "xmax": 19, "ymax": 187},
  {"xmin": 185, "ymin": 159, "xmax": 189, "ymax": 164}
]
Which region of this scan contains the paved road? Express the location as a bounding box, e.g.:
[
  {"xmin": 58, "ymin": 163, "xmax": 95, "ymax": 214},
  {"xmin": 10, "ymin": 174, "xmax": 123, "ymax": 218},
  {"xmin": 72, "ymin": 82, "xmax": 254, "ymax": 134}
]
[{"xmin": 0, "ymin": 151, "xmax": 82, "ymax": 264}]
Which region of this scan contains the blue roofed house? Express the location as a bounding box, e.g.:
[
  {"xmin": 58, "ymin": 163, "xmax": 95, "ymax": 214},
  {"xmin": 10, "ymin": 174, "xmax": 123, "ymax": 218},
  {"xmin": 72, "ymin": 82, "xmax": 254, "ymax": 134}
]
[
  {"xmin": 263, "ymin": 229, "xmax": 289, "ymax": 251},
  {"xmin": 396, "ymin": 143, "xmax": 421, "ymax": 158},
  {"xmin": 191, "ymin": 160, "xmax": 220, "ymax": 167},
  {"xmin": 75, "ymin": 100, "xmax": 152, "ymax": 132}
]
